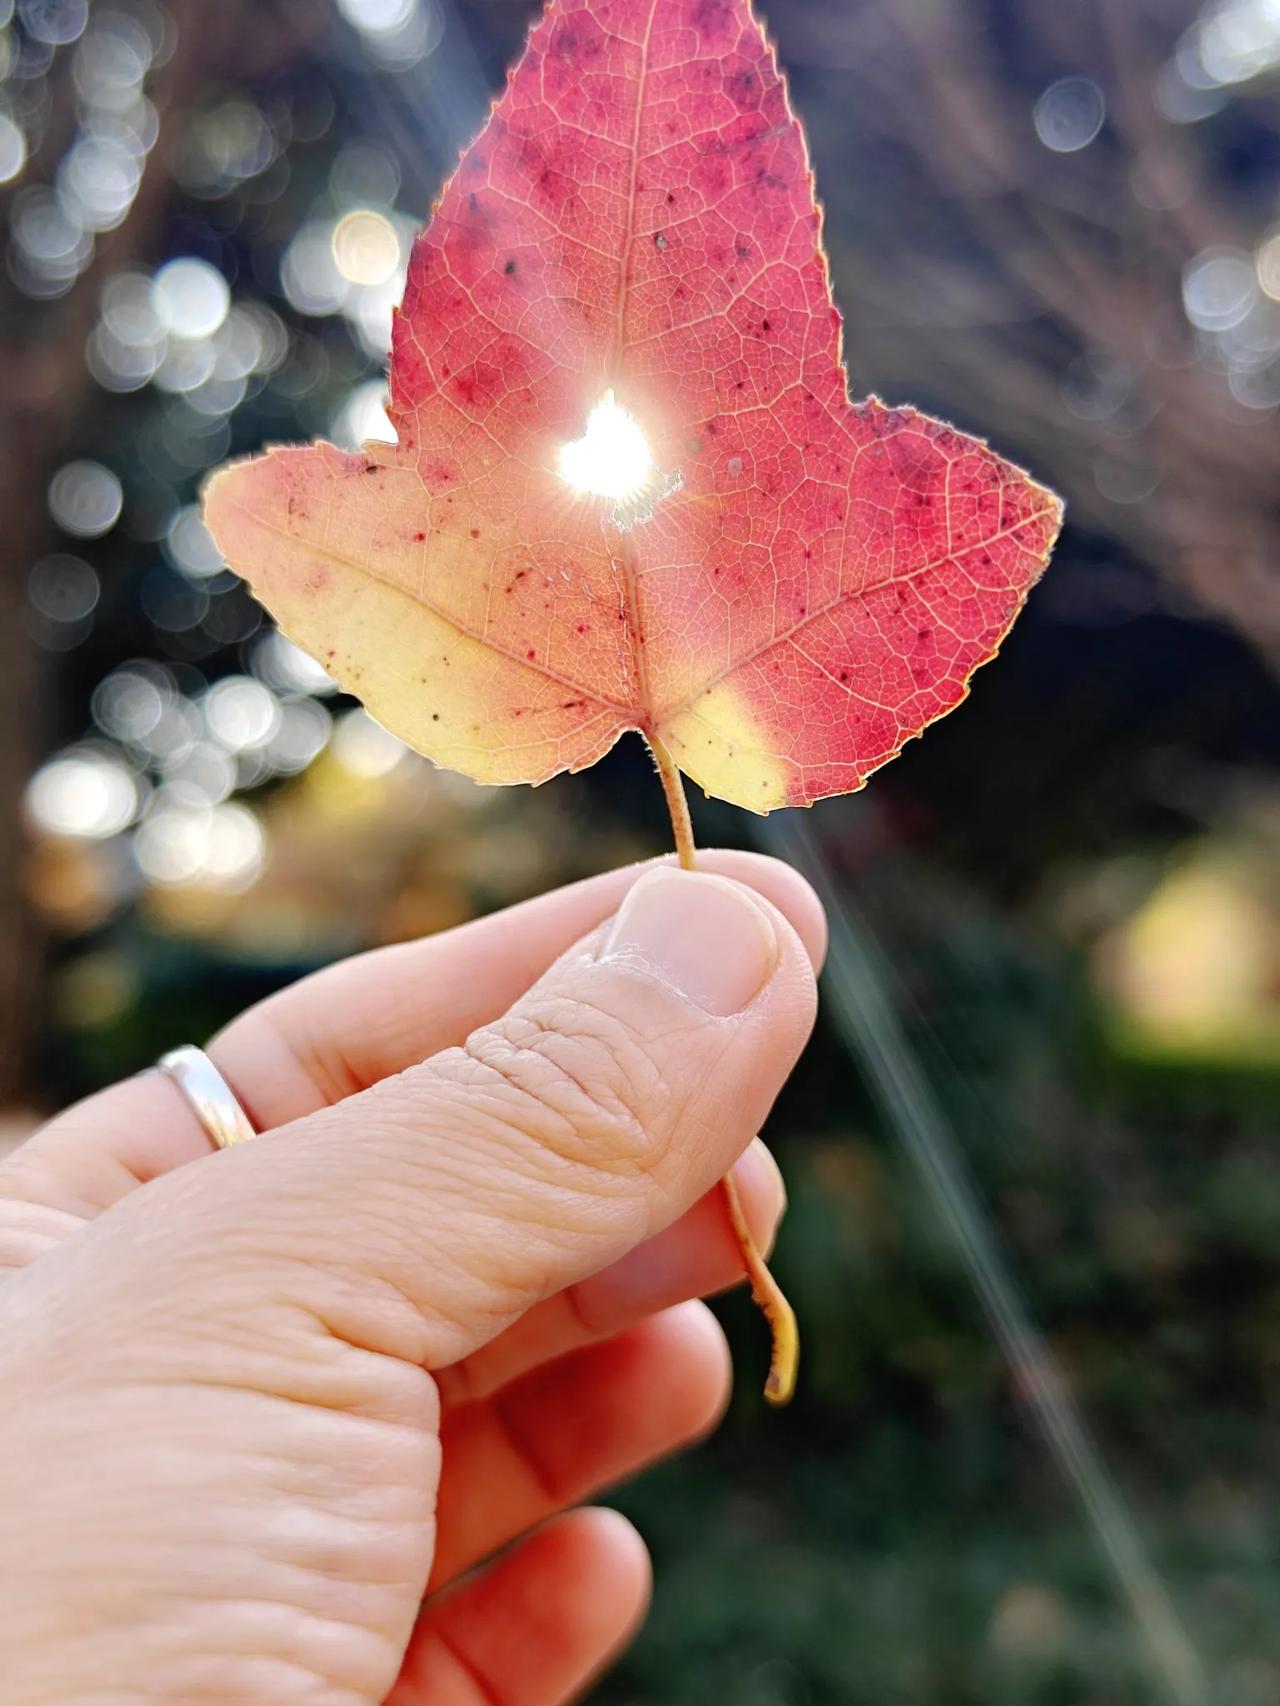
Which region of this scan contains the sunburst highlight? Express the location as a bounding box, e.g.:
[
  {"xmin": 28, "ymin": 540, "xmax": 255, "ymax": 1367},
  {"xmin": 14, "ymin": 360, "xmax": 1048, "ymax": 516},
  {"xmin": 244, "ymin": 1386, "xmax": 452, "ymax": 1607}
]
[{"xmin": 557, "ymin": 390, "xmax": 655, "ymax": 502}]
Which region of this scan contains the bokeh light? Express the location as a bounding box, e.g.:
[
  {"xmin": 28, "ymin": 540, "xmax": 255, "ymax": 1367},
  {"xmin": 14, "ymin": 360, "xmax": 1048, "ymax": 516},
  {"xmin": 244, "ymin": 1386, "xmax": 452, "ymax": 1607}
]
[
  {"xmin": 280, "ymin": 219, "xmax": 348, "ymax": 317},
  {"xmin": 28, "ymin": 553, "xmax": 99, "ymax": 623},
  {"xmin": 1188, "ymin": 0, "xmax": 1280, "ymax": 87},
  {"xmin": 251, "ymin": 629, "xmax": 339, "ymax": 697},
  {"xmin": 92, "ymin": 664, "xmax": 168, "ymax": 744},
  {"xmin": 202, "ymin": 675, "xmax": 281, "ymax": 753},
  {"xmin": 264, "ymin": 699, "xmax": 333, "ymax": 774},
  {"xmin": 18, "ymin": 0, "xmax": 88, "ymax": 47},
  {"xmin": 99, "ymin": 270, "xmax": 161, "ymax": 342},
  {"xmin": 337, "ymin": 0, "xmax": 415, "ymax": 31},
  {"xmin": 86, "ymin": 321, "xmax": 162, "ymax": 392},
  {"xmin": 1257, "ymin": 233, "xmax": 1280, "ymax": 303},
  {"xmin": 72, "ymin": 10, "xmax": 154, "ymax": 109},
  {"xmin": 160, "ymin": 741, "xmax": 237, "ymax": 809},
  {"xmin": 331, "ymin": 707, "xmax": 406, "ymax": 777},
  {"xmin": 26, "ymin": 748, "xmax": 139, "ymax": 839},
  {"xmin": 10, "ymin": 186, "xmax": 93, "ymax": 296},
  {"xmin": 177, "ymin": 99, "xmax": 276, "ymax": 197},
  {"xmin": 0, "ymin": 112, "xmax": 27, "ymax": 184},
  {"xmin": 1033, "ymin": 77, "xmax": 1106, "ymax": 153},
  {"xmin": 163, "ymin": 504, "xmax": 226, "ymax": 580},
  {"xmin": 151, "ymin": 256, "xmax": 230, "ymax": 339},
  {"xmin": 335, "ymin": 0, "xmax": 443, "ymax": 66},
  {"xmin": 47, "ymin": 460, "xmax": 123, "ymax": 537},
  {"xmin": 135, "ymin": 800, "xmax": 264, "ymax": 890},
  {"xmin": 152, "ymin": 336, "xmax": 216, "ymax": 395},
  {"xmin": 1094, "ymin": 840, "xmax": 1280, "ymax": 1063},
  {"xmin": 330, "ymin": 139, "xmax": 400, "ymax": 208},
  {"xmin": 332, "ymin": 208, "xmax": 401, "ymax": 286},
  {"xmin": 57, "ymin": 134, "xmax": 144, "ymax": 232},
  {"xmin": 331, "ymin": 378, "xmax": 396, "ymax": 448},
  {"xmin": 1182, "ymin": 248, "xmax": 1257, "ymax": 332}
]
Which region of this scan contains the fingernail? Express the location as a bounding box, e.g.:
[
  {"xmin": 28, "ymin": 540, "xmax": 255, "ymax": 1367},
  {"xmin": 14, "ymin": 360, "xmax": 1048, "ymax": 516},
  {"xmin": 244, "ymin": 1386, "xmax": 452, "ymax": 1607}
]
[
  {"xmin": 732, "ymin": 1137, "xmax": 788, "ymax": 1226},
  {"xmin": 601, "ymin": 869, "xmax": 779, "ymax": 1016}
]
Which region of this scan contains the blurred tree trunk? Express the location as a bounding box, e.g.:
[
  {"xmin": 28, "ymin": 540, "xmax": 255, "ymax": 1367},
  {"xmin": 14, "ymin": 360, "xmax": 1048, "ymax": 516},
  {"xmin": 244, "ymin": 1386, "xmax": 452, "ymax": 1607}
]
[{"xmin": 0, "ymin": 0, "xmax": 250, "ymax": 1105}]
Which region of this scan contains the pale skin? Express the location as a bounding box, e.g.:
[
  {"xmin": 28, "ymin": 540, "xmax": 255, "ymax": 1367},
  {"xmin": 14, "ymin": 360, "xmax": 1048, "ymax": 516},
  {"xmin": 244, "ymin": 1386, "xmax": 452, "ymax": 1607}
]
[{"xmin": 0, "ymin": 851, "xmax": 824, "ymax": 1705}]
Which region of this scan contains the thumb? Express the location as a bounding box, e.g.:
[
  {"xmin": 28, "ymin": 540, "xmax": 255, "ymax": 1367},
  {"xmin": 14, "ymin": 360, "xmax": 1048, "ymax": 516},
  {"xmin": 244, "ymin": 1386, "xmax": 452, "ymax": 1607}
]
[{"xmin": 147, "ymin": 866, "xmax": 818, "ymax": 1370}]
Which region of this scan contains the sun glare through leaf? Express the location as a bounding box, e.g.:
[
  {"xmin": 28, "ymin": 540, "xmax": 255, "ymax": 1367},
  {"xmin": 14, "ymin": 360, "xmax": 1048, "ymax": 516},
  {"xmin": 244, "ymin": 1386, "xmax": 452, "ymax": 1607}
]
[{"xmin": 556, "ymin": 390, "xmax": 654, "ymax": 502}]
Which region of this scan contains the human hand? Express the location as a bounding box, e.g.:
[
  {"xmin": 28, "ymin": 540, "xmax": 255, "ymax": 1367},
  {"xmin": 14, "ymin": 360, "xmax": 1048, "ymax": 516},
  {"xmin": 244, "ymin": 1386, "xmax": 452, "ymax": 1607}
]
[{"xmin": 0, "ymin": 852, "xmax": 822, "ymax": 1704}]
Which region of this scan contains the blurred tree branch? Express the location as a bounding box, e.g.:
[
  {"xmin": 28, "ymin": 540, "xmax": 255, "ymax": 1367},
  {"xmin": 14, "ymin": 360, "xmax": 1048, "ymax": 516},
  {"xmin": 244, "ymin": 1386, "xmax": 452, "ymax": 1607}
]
[{"xmin": 775, "ymin": 0, "xmax": 1279, "ymax": 657}]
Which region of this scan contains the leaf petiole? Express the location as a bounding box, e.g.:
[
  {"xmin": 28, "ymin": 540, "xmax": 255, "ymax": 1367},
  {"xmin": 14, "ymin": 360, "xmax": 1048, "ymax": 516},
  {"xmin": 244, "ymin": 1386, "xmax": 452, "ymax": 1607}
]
[{"xmin": 648, "ymin": 733, "xmax": 698, "ymax": 874}]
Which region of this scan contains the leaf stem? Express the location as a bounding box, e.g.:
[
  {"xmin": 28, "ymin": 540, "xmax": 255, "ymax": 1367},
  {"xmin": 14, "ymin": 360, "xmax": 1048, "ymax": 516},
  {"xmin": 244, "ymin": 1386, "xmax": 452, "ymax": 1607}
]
[
  {"xmin": 721, "ymin": 1162, "xmax": 799, "ymax": 1407},
  {"xmin": 645, "ymin": 733, "xmax": 800, "ymax": 1406},
  {"xmin": 647, "ymin": 733, "xmax": 697, "ymax": 872}
]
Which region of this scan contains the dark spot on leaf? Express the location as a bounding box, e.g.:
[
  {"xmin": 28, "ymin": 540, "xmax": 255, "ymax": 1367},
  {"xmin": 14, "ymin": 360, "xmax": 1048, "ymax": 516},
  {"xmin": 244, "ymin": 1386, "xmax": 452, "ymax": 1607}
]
[
  {"xmin": 504, "ymin": 258, "xmax": 516, "ymax": 275},
  {"xmin": 470, "ymin": 528, "xmax": 480, "ymax": 538},
  {"xmin": 728, "ymin": 67, "xmax": 758, "ymax": 108}
]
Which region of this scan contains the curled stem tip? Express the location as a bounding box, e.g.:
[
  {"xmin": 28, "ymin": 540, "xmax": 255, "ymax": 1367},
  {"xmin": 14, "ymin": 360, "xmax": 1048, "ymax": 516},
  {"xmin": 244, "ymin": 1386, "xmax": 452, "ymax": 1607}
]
[{"xmin": 720, "ymin": 1171, "xmax": 799, "ymax": 1405}]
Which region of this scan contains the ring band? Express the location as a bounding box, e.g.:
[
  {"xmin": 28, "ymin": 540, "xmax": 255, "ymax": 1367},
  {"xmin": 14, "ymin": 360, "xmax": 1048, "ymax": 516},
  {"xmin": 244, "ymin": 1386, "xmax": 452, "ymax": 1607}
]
[{"xmin": 156, "ymin": 1046, "xmax": 258, "ymax": 1152}]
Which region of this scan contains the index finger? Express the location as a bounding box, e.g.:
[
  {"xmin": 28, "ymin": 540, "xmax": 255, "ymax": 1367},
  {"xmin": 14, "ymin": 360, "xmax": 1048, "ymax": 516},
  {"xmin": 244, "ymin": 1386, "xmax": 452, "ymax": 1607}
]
[{"xmin": 2, "ymin": 850, "xmax": 824, "ymax": 1219}]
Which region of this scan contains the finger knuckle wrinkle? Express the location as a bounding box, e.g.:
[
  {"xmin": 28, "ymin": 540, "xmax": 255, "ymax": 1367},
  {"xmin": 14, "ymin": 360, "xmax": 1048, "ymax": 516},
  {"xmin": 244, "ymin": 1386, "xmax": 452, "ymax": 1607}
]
[{"xmin": 460, "ymin": 996, "xmax": 669, "ymax": 1174}]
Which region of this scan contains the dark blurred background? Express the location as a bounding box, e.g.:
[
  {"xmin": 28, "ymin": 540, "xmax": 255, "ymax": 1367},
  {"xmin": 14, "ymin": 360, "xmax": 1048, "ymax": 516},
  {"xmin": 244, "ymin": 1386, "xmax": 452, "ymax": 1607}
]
[{"xmin": 1, "ymin": 0, "xmax": 1277, "ymax": 1700}]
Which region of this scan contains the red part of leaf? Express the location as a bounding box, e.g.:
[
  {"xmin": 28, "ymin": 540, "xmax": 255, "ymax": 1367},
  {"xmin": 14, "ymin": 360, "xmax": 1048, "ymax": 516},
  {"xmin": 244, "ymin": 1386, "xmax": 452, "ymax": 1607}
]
[{"xmin": 205, "ymin": 0, "xmax": 1062, "ymax": 811}]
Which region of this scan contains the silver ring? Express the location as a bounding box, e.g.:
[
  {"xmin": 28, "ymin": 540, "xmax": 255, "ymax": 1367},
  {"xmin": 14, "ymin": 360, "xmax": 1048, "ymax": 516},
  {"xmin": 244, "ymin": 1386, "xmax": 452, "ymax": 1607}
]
[{"xmin": 156, "ymin": 1046, "xmax": 258, "ymax": 1152}]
